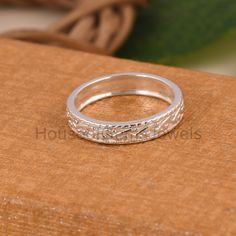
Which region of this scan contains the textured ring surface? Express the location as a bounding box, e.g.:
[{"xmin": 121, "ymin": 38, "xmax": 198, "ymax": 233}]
[{"xmin": 67, "ymin": 72, "xmax": 184, "ymax": 144}]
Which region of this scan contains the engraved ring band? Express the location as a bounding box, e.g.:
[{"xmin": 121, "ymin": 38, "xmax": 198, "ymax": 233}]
[{"xmin": 66, "ymin": 72, "xmax": 184, "ymax": 144}]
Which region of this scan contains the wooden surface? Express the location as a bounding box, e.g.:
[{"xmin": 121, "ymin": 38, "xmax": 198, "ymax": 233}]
[{"xmin": 0, "ymin": 39, "xmax": 235, "ymax": 236}]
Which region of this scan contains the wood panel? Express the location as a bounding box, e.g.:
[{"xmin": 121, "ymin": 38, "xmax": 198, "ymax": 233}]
[{"xmin": 0, "ymin": 39, "xmax": 235, "ymax": 235}]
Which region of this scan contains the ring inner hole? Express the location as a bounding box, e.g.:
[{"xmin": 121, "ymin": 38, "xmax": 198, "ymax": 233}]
[
  {"xmin": 75, "ymin": 75, "xmax": 174, "ymax": 121},
  {"xmin": 82, "ymin": 95, "xmax": 169, "ymax": 121}
]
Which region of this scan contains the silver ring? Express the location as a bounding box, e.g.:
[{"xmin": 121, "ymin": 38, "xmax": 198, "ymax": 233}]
[{"xmin": 67, "ymin": 72, "xmax": 184, "ymax": 144}]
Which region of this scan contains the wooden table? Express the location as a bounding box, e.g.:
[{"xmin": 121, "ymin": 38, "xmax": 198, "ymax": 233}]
[{"xmin": 0, "ymin": 39, "xmax": 235, "ymax": 235}]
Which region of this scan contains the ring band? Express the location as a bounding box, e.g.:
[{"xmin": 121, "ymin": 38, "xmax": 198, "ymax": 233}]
[{"xmin": 67, "ymin": 72, "xmax": 184, "ymax": 144}]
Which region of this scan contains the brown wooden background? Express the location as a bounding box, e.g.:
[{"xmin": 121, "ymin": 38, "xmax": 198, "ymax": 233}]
[{"xmin": 0, "ymin": 39, "xmax": 235, "ymax": 235}]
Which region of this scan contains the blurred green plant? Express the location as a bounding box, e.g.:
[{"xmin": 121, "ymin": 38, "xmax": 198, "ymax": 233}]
[{"xmin": 118, "ymin": 0, "xmax": 236, "ymax": 67}]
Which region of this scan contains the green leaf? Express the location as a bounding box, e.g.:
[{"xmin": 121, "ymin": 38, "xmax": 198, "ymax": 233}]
[{"xmin": 117, "ymin": 0, "xmax": 236, "ymax": 67}]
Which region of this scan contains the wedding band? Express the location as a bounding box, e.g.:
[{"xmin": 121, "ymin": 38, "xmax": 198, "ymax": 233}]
[{"xmin": 67, "ymin": 72, "xmax": 184, "ymax": 144}]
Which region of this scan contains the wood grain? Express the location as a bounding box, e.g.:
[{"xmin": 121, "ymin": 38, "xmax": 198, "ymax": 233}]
[{"xmin": 0, "ymin": 39, "xmax": 235, "ymax": 235}]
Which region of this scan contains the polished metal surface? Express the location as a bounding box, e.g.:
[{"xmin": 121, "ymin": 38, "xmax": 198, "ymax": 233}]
[{"xmin": 67, "ymin": 72, "xmax": 184, "ymax": 144}]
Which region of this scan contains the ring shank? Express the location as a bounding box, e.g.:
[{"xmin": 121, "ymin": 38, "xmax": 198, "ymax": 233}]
[{"xmin": 67, "ymin": 72, "xmax": 184, "ymax": 144}]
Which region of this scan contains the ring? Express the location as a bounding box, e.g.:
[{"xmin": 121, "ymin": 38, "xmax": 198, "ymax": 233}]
[{"xmin": 67, "ymin": 72, "xmax": 184, "ymax": 144}]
